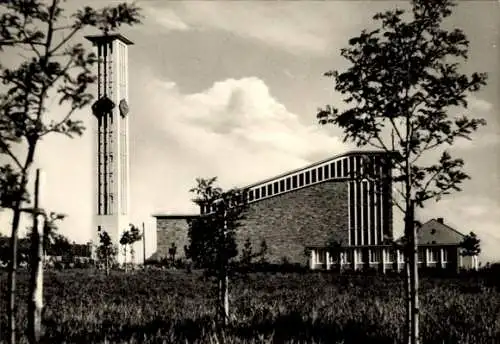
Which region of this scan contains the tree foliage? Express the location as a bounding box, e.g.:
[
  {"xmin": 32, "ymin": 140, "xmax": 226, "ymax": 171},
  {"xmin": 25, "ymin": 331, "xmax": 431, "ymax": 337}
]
[
  {"xmin": 97, "ymin": 230, "xmax": 117, "ymax": 272},
  {"xmin": 185, "ymin": 177, "xmax": 247, "ymax": 275},
  {"xmin": 460, "ymin": 231, "xmax": 480, "ymax": 257}
]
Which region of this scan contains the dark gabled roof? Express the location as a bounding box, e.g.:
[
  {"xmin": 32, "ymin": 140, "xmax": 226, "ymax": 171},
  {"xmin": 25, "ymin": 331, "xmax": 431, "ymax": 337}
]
[{"xmin": 417, "ymin": 218, "xmax": 465, "ymax": 245}]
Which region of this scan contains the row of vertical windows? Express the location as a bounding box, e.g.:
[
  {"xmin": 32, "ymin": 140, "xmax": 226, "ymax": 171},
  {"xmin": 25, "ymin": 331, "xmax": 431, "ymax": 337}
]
[
  {"xmin": 348, "ymin": 179, "xmax": 385, "ymax": 247},
  {"xmin": 200, "ymin": 154, "xmax": 386, "ymax": 214},
  {"xmin": 246, "ymin": 156, "xmax": 383, "ymax": 203}
]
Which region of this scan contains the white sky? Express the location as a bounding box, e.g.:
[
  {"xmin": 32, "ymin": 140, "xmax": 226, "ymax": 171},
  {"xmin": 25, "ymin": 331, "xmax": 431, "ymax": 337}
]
[{"xmin": 1, "ymin": 0, "xmax": 499, "ymax": 262}]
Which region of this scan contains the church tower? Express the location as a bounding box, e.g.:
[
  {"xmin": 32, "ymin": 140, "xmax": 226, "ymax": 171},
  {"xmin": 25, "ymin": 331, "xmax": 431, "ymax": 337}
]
[{"xmin": 85, "ymin": 34, "xmax": 132, "ymax": 264}]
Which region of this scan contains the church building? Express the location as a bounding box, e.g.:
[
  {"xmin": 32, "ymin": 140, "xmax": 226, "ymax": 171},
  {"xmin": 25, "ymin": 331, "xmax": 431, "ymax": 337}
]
[{"xmin": 154, "ymin": 150, "xmax": 396, "ymax": 270}]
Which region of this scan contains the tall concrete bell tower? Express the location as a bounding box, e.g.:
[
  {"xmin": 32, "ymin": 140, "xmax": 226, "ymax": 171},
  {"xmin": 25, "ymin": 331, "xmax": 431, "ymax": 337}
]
[{"xmin": 85, "ymin": 34, "xmax": 132, "ymax": 264}]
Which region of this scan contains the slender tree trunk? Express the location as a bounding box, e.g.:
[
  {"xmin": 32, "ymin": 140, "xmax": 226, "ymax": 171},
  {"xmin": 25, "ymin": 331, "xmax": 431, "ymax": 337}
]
[
  {"xmin": 7, "ymin": 203, "xmax": 21, "ymax": 344},
  {"xmin": 28, "ymin": 169, "xmax": 44, "ymax": 344},
  {"xmin": 105, "ymin": 255, "xmax": 109, "ymax": 276},
  {"xmin": 409, "ymin": 201, "xmax": 419, "ymax": 344},
  {"xmin": 123, "ymin": 245, "xmax": 128, "ymax": 273},
  {"xmin": 142, "ymin": 222, "xmax": 146, "ymax": 269},
  {"xmin": 404, "ymin": 245, "xmax": 412, "ymax": 343},
  {"xmin": 131, "ymin": 245, "xmax": 135, "ymax": 270}
]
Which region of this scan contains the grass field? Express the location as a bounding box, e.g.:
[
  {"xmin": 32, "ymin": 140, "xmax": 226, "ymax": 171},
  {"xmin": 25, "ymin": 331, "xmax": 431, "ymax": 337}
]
[{"xmin": 1, "ymin": 269, "xmax": 499, "ymax": 343}]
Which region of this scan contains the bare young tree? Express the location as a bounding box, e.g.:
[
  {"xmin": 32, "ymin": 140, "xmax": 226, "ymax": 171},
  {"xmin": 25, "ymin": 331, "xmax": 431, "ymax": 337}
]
[
  {"xmin": 317, "ymin": 1, "xmax": 487, "ymax": 343},
  {"xmin": 0, "ymin": 2, "xmax": 141, "ymax": 343},
  {"xmin": 186, "ymin": 177, "xmax": 247, "ymax": 328}
]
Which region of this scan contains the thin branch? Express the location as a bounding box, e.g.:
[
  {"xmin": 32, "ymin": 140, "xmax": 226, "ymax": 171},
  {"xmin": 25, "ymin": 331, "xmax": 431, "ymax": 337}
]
[
  {"xmin": 39, "ymin": 106, "xmax": 77, "ymax": 137},
  {"xmin": 49, "ymin": 26, "xmax": 80, "ymax": 56},
  {"xmin": 0, "ymin": 142, "xmax": 24, "ymax": 170}
]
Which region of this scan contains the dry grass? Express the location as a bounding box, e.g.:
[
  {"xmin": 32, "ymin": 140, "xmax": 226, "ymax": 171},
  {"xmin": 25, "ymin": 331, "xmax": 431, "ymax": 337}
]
[{"xmin": 1, "ymin": 269, "xmax": 499, "ymax": 343}]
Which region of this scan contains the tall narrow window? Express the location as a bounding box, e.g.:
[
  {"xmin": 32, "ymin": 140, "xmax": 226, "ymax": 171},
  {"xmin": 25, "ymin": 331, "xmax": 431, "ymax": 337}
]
[
  {"xmin": 343, "ymin": 158, "xmax": 348, "ymax": 176},
  {"xmin": 336, "ymin": 160, "xmax": 342, "ymax": 177},
  {"xmin": 274, "ymin": 182, "xmax": 279, "ymax": 194},
  {"xmin": 261, "ymin": 186, "xmax": 266, "ymax": 197},
  {"xmin": 311, "ymin": 169, "xmax": 317, "ymax": 183},
  {"xmin": 299, "ymin": 174, "xmax": 304, "ymax": 187},
  {"xmin": 305, "ymin": 171, "xmax": 310, "ymax": 184},
  {"xmin": 280, "ymin": 180, "xmax": 285, "ymax": 192},
  {"xmin": 292, "ymin": 175, "xmax": 298, "ymax": 188},
  {"xmin": 349, "ymin": 156, "xmax": 355, "ymax": 179},
  {"xmin": 318, "ymin": 167, "xmax": 323, "ymax": 181},
  {"xmin": 331, "ymin": 162, "xmax": 336, "ymax": 178},
  {"xmin": 249, "ymin": 190, "xmax": 254, "ymax": 201},
  {"xmin": 267, "ymin": 184, "xmax": 273, "ymax": 196},
  {"xmin": 255, "ymin": 188, "xmax": 260, "ymax": 199},
  {"xmin": 324, "ymin": 165, "xmax": 329, "ymax": 179},
  {"xmin": 286, "ymin": 178, "xmax": 291, "ymax": 190}
]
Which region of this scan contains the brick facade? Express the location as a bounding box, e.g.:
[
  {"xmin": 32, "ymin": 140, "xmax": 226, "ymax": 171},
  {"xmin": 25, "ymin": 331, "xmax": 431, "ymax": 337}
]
[
  {"xmin": 237, "ymin": 180, "xmax": 349, "ymax": 264},
  {"xmin": 155, "ymin": 216, "xmax": 194, "ymax": 260}
]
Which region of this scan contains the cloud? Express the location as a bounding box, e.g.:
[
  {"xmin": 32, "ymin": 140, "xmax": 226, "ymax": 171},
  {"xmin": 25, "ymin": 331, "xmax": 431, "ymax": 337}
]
[
  {"xmin": 468, "ymin": 95, "xmax": 494, "ymax": 112},
  {"xmin": 144, "ymin": 1, "xmax": 370, "ymax": 55},
  {"xmin": 143, "ymin": 6, "xmax": 190, "ymax": 32}
]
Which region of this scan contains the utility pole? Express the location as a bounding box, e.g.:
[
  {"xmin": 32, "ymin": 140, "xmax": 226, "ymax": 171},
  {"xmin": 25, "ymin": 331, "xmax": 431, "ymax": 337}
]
[{"xmin": 28, "ymin": 169, "xmax": 45, "ymax": 343}]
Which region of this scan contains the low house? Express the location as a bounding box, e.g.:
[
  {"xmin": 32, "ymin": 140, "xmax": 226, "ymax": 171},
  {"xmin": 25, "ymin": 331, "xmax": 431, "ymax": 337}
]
[
  {"xmin": 415, "ymin": 217, "xmax": 478, "ymax": 271},
  {"xmin": 307, "ymin": 217, "xmax": 478, "ymax": 272}
]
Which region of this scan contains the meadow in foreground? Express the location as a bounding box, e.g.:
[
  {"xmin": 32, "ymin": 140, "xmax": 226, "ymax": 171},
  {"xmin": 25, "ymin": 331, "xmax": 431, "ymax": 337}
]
[{"xmin": 1, "ymin": 269, "xmax": 499, "ymax": 344}]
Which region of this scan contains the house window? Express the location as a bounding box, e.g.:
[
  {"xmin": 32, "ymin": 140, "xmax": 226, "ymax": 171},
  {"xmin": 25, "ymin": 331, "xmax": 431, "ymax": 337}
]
[
  {"xmin": 418, "ymin": 248, "xmax": 425, "ymax": 263},
  {"xmin": 286, "ymin": 178, "xmax": 291, "ymax": 190},
  {"xmin": 369, "ymin": 249, "xmax": 381, "ymax": 263},
  {"xmin": 384, "ymin": 249, "xmax": 393, "ymax": 263},
  {"xmin": 249, "ymin": 190, "xmax": 254, "ymax": 201},
  {"xmin": 274, "ymin": 182, "xmax": 279, "ymax": 194},
  {"xmin": 280, "ymin": 180, "xmax": 285, "ymax": 192},
  {"xmin": 442, "ymin": 248, "xmax": 448, "ymax": 262},
  {"xmin": 343, "ymin": 158, "xmax": 348, "ymax": 176},
  {"xmin": 344, "ymin": 250, "xmax": 353, "ymax": 263},
  {"xmin": 398, "ymin": 250, "xmax": 405, "ymax": 263},
  {"xmin": 428, "ymin": 248, "xmax": 438, "ymax": 263},
  {"xmin": 267, "ymin": 184, "xmax": 272, "ymax": 196},
  {"xmin": 331, "ymin": 162, "xmax": 336, "ymax": 178},
  {"xmin": 261, "ymin": 186, "xmax": 266, "ymax": 197},
  {"xmin": 318, "ymin": 167, "xmax": 323, "ymax": 181},
  {"xmin": 292, "ymin": 175, "xmax": 298, "ymax": 188},
  {"xmin": 311, "ymin": 169, "xmax": 317, "ymax": 183},
  {"xmin": 337, "ymin": 160, "xmax": 342, "ymax": 177},
  {"xmin": 255, "ymin": 188, "xmax": 260, "ymax": 199},
  {"xmin": 305, "ymin": 171, "xmax": 310, "ymax": 184},
  {"xmin": 299, "ymin": 174, "xmax": 304, "ymax": 187},
  {"xmin": 316, "ymin": 250, "xmax": 326, "ymax": 265},
  {"xmin": 324, "ymin": 165, "xmax": 329, "ymax": 179}
]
